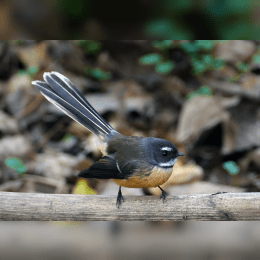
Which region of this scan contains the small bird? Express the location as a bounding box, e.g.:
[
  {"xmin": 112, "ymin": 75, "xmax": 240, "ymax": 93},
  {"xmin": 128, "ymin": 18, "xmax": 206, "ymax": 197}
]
[{"xmin": 32, "ymin": 72, "xmax": 184, "ymax": 208}]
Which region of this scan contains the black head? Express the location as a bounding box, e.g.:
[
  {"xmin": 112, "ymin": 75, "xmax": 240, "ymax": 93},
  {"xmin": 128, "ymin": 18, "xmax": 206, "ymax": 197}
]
[{"xmin": 141, "ymin": 137, "xmax": 183, "ymax": 168}]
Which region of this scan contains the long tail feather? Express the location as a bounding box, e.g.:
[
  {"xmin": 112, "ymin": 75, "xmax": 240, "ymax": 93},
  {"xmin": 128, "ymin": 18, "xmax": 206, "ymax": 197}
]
[{"xmin": 32, "ymin": 71, "xmax": 117, "ymax": 141}]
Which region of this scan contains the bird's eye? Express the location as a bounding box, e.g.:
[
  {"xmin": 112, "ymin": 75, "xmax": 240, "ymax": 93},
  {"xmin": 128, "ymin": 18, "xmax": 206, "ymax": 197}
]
[{"xmin": 162, "ymin": 151, "xmax": 168, "ymax": 156}]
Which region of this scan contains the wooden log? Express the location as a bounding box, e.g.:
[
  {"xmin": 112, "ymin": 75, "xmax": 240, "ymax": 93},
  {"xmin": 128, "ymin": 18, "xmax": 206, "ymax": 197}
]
[{"xmin": 0, "ymin": 192, "xmax": 259, "ymax": 221}]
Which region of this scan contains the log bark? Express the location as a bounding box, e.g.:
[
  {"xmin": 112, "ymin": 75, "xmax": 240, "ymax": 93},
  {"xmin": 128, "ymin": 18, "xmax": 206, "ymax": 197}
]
[{"xmin": 0, "ymin": 192, "xmax": 259, "ymax": 221}]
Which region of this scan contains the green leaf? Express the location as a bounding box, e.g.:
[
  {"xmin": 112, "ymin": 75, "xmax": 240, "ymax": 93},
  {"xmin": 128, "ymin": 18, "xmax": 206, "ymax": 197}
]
[
  {"xmin": 16, "ymin": 164, "xmax": 27, "ymax": 174},
  {"xmin": 5, "ymin": 157, "xmax": 27, "ymax": 174},
  {"xmin": 139, "ymin": 53, "xmax": 162, "ymax": 65},
  {"xmin": 152, "ymin": 40, "xmax": 173, "ymax": 49},
  {"xmin": 86, "ymin": 41, "xmax": 102, "ymax": 54},
  {"xmin": 183, "ymin": 41, "xmax": 214, "ymax": 55},
  {"xmin": 85, "ymin": 67, "xmax": 111, "ymax": 80},
  {"xmin": 192, "ymin": 59, "xmax": 206, "ymax": 74},
  {"xmin": 196, "ymin": 40, "xmax": 215, "ymax": 51},
  {"xmin": 198, "ymin": 86, "xmax": 214, "ymax": 97},
  {"xmin": 27, "ymin": 65, "xmax": 39, "ymax": 76},
  {"xmin": 202, "ymin": 54, "xmax": 214, "ymax": 66},
  {"xmin": 185, "ymin": 92, "xmax": 200, "ymax": 100},
  {"xmin": 5, "ymin": 157, "xmax": 23, "ymax": 168},
  {"xmin": 155, "ymin": 61, "xmax": 175, "ymax": 74},
  {"xmin": 17, "ymin": 70, "xmax": 27, "ymax": 76},
  {"xmin": 186, "ymin": 85, "xmax": 214, "ymax": 100},
  {"xmin": 236, "ymin": 62, "xmax": 250, "ymax": 73},
  {"xmin": 91, "ymin": 68, "xmax": 111, "ymax": 80},
  {"xmin": 214, "ymin": 58, "xmax": 225, "ymax": 70},
  {"xmin": 223, "ymin": 161, "xmax": 240, "ymax": 175},
  {"xmin": 76, "ymin": 40, "xmax": 102, "ymax": 55},
  {"xmin": 181, "ymin": 42, "xmax": 199, "ymax": 54},
  {"xmin": 253, "ymin": 54, "xmax": 260, "ymax": 64},
  {"xmin": 144, "ymin": 18, "xmax": 193, "ymax": 39}
]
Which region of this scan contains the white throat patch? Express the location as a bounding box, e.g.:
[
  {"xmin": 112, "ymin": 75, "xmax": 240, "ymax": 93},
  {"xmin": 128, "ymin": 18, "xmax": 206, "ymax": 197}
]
[{"xmin": 158, "ymin": 157, "xmax": 177, "ymax": 168}]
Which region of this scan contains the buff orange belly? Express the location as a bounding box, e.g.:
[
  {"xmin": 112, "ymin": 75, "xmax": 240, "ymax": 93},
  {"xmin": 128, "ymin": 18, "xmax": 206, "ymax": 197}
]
[{"xmin": 113, "ymin": 166, "xmax": 173, "ymax": 188}]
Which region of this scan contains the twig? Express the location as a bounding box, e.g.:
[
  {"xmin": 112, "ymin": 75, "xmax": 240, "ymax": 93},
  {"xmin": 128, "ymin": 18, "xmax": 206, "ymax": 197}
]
[{"xmin": 0, "ymin": 192, "xmax": 260, "ymax": 221}]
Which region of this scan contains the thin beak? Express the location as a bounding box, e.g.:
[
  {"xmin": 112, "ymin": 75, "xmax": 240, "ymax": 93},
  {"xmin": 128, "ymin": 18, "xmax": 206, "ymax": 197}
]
[{"xmin": 177, "ymin": 152, "xmax": 184, "ymax": 157}]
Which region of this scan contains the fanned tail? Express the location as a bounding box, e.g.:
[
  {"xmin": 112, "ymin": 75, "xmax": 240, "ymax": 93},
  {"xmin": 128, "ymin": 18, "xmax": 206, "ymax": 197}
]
[{"xmin": 32, "ymin": 71, "xmax": 118, "ymax": 141}]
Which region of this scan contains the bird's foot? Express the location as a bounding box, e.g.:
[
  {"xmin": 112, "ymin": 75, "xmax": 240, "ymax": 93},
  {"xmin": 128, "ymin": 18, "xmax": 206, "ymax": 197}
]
[
  {"xmin": 212, "ymin": 191, "xmax": 228, "ymax": 195},
  {"xmin": 158, "ymin": 186, "xmax": 167, "ymax": 203},
  {"xmin": 116, "ymin": 186, "xmax": 125, "ymax": 208}
]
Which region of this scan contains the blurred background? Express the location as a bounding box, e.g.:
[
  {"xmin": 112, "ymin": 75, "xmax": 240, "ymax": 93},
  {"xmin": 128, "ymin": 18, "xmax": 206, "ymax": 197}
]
[
  {"xmin": 1, "ymin": 40, "xmax": 260, "ymax": 259},
  {"xmin": 1, "ymin": 0, "xmax": 260, "ymax": 39}
]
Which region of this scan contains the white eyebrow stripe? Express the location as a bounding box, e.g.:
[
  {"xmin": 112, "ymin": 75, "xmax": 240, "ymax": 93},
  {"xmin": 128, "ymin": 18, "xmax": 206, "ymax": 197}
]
[
  {"xmin": 159, "ymin": 158, "xmax": 177, "ymax": 167},
  {"xmin": 161, "ymin": 147, "xmax": 173, "ymax": 151}
]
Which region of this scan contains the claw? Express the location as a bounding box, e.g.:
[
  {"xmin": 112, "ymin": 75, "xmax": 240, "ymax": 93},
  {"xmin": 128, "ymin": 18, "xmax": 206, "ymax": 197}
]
[{"xmin": 158, "ymin": 186, "xmax": 167, "ymax": 203}]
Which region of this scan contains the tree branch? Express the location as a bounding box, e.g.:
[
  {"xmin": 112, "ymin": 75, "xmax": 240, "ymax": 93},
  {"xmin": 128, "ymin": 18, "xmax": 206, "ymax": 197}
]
[{"xmin": 0, "ymin": 192, "xmax": 259, "ymax": 221}]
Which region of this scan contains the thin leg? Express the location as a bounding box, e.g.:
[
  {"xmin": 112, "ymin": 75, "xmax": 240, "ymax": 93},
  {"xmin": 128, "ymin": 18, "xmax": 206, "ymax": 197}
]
[
  {"xmin": 158, "ymin": 186, "xmax": 167, "ymax": 203},
  {"xmin": 116, "ymin": 186, "xmax": 125, "ymax": 208}
]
